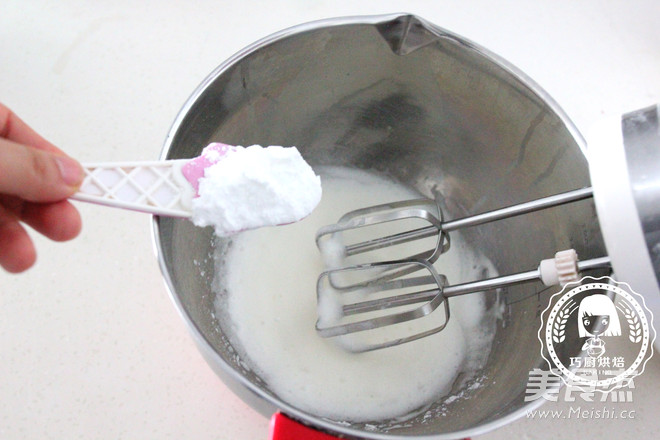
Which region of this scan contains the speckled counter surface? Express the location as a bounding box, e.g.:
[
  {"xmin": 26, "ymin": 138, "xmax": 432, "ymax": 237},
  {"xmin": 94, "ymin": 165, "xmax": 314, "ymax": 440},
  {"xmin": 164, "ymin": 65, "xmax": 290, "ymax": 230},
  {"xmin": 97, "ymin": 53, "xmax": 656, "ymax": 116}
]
[{"xmin": 1, "ymin": 1, "xmax": 659, "ymax": 439}]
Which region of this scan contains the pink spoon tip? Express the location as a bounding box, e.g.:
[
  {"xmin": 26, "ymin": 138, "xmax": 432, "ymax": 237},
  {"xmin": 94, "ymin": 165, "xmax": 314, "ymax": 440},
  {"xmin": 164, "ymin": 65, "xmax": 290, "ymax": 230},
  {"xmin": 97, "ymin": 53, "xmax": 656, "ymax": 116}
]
[{"xmin": 181, "ymin": 142, "xmax": 237, "ymax": 194}]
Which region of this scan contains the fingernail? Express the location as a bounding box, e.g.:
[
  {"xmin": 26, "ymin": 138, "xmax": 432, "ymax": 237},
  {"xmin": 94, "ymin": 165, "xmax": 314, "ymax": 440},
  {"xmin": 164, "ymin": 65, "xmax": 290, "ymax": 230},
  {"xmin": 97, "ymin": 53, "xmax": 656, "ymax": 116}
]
[{"xmin": 55, "ymin": 156, "xmax": 84, "ymax": 187}]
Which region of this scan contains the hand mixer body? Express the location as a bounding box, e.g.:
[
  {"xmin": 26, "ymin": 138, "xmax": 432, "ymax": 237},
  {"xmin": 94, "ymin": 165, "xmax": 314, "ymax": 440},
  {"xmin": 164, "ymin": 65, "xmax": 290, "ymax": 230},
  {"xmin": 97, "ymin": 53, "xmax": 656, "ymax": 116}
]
[{"xmin": 589, "ymin": 104, "xmax": 660, "ymax": 321}]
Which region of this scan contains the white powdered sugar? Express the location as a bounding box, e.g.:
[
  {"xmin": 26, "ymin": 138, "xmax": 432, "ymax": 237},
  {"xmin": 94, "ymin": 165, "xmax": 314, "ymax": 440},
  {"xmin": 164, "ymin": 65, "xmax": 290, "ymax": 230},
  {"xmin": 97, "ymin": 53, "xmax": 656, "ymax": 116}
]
[{"xmin": 191, "ymin": 145, "xmax": 321, "ymax": 236}]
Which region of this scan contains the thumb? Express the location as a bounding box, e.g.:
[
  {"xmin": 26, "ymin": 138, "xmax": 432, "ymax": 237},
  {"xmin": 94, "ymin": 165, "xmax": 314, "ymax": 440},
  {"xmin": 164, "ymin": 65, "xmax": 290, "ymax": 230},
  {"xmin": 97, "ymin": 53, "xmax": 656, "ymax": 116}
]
[{"xmin": 0, "ymin": 138, "xmax": 84, "ymax": 202}]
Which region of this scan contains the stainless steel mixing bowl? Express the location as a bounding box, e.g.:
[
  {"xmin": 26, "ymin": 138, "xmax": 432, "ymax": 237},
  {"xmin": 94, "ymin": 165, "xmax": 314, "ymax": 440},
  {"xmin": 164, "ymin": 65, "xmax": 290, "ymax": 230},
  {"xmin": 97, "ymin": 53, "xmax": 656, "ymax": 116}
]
[{"xmin": 153, "ymin": 13, "xmax": 606, "ymax": 439}]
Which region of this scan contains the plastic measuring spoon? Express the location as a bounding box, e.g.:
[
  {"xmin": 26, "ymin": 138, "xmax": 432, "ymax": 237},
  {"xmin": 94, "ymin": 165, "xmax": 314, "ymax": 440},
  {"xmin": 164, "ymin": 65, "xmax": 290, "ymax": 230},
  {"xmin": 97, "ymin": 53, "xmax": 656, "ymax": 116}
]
[{"xmin": 71, "ymin": 143, "xmax": 236, "ymax": 217}]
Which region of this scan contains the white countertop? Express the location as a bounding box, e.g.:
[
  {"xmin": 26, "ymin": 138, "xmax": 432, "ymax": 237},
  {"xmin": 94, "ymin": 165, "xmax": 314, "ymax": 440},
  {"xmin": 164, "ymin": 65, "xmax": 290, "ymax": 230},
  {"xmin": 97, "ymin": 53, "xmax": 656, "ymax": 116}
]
[{"xmin": 1, "ymin": 1, "xmax": 659, "ymax": 439}]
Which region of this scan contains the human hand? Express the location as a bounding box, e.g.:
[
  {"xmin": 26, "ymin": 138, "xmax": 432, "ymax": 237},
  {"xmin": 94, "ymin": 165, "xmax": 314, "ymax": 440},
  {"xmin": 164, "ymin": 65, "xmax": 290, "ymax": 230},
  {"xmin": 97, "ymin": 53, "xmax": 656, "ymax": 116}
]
[{"xmin": 0, "ymin": 103, "xmax": 83, "ymax": 273}]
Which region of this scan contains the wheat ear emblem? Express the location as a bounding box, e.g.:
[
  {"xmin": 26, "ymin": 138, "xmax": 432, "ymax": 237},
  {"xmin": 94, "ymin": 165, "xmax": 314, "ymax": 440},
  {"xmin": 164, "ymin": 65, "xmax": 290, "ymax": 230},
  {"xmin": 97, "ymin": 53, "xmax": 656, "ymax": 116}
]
[
  {"xmin": 618, "ymin": 301, "xmax": 642, "ymax": 344},
  {"xmin": 552, "ymin": 299, "xmax": 577, "ymax": 344}
]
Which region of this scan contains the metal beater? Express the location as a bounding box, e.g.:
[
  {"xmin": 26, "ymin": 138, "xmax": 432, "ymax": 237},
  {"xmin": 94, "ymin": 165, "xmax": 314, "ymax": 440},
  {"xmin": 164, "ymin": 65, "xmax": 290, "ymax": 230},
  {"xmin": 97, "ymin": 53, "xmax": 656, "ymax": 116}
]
[{"xmin": 315, "ymin": 187, "xmax": 612, "ymax": 352}]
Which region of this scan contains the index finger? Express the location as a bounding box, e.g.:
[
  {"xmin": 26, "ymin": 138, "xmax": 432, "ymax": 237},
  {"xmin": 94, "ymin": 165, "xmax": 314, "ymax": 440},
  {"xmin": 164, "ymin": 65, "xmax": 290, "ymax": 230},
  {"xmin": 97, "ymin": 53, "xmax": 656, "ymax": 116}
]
[{"xmin": 0, "ymin": 102, "xmax": 64, "ymax": 155}]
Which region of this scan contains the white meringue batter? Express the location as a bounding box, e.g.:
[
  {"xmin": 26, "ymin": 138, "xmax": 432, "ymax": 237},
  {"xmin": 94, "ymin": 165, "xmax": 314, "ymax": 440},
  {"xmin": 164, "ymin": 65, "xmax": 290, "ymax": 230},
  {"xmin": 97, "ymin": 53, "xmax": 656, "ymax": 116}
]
[{"xmin": 214, "ymin": 167, "xmax": 497, "ymax": 422}]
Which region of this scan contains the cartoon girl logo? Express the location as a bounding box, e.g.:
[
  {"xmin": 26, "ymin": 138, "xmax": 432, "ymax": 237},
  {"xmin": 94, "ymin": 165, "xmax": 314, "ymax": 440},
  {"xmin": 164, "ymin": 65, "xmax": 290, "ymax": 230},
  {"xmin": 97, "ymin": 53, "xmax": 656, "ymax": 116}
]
[
  {"xmin": 577, "ymin": 294, "xmax": 622, "ymax": 358},
  {"xmin": 540, "ymin": 277, "xmax": 655, "ymax": 393}
]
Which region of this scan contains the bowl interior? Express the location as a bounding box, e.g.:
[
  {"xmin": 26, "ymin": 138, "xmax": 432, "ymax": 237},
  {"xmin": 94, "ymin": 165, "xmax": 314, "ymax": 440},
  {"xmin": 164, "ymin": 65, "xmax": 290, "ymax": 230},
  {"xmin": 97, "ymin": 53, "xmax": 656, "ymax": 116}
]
[{"xmin": 155, "ymin": 14, "xmax": 606, "ymax": 438}]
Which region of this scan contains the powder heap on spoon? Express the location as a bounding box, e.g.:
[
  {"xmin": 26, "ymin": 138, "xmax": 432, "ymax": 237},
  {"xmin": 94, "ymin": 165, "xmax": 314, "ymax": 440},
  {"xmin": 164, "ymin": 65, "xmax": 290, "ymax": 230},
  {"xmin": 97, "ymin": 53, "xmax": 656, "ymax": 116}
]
[{"xmin": 184, "ymin": 143, "xmax": 322, "ymax": 236}]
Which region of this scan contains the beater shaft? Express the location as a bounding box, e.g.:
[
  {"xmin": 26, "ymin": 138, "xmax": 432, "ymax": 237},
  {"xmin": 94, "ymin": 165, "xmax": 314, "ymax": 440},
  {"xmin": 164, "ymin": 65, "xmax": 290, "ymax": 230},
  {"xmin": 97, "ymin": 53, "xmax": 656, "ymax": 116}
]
[
  {"xmin": 345, "ymin": 187, "xmax": 593, "ymax": 256},
  {"xmin": 341, "ymin": 256, "xmax": 612, "ymax": 316}
]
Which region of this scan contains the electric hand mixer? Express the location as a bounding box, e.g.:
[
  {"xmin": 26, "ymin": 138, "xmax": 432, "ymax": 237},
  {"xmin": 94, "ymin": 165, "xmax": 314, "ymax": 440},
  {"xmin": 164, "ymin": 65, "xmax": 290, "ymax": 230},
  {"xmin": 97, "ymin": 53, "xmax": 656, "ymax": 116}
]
[{"xmin": 315, "ymin": 104, "xmax": 660, "ymax": 353}]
